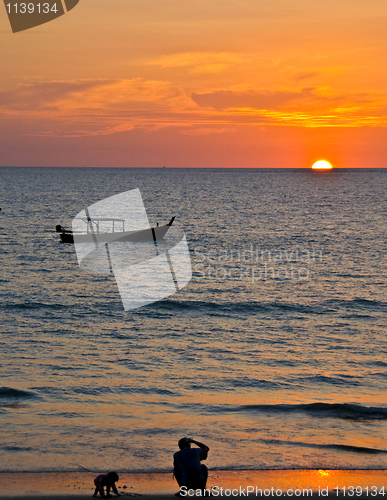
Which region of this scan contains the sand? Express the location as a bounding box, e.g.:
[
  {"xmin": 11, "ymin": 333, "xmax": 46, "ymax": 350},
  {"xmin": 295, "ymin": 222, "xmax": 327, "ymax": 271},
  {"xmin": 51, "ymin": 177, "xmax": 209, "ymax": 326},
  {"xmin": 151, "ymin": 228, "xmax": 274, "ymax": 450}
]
[{"xmin": 0, "ymin": 470, "xmax": 386, "ymax": 499}]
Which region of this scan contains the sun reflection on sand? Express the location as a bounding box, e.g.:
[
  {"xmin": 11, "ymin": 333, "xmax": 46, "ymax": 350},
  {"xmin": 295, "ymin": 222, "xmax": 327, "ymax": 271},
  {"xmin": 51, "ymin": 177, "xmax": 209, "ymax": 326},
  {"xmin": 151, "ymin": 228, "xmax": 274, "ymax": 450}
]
[
  {"xmin": 214, "ymin": 469, "xmax": 386, "ymax": 494},
  {"xmin": 0, "ymin": 470, "xmax": 385, "ymax": 496}
]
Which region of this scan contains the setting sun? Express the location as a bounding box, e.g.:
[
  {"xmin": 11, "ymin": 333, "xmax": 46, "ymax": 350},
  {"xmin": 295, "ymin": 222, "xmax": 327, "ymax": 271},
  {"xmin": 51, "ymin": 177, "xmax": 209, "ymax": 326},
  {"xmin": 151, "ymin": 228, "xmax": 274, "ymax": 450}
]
[{"xmin": 312, "ymin": 160, "xmax": 333, "ymax": 170}]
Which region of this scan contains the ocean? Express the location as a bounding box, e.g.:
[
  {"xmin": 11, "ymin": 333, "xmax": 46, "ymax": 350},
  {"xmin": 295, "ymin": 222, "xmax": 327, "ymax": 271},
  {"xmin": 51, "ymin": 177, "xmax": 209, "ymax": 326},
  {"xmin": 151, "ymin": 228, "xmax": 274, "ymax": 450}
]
[{"xmin": 0, "ymin": 167, "xmax": 386, "ymax": 473}]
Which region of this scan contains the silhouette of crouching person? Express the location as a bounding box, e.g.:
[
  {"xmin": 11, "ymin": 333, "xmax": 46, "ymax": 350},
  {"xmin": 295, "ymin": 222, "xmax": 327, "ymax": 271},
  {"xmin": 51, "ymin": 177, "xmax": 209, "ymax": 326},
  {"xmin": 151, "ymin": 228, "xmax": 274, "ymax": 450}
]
[
  {"xmin": 173, "ymin": 437, "xmax": 209, "ymax": 495},
  {"xmin": 93, "ymin": 471, "xmax": 120, "ymax": 497}
]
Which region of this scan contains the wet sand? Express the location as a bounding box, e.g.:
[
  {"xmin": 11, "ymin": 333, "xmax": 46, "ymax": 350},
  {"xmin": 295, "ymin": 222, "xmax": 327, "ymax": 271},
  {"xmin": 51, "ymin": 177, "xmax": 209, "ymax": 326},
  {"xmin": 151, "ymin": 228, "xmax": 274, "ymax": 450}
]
[{"xmin": 0, "ymin": 470, "xmax": 386, "ymax": 499}]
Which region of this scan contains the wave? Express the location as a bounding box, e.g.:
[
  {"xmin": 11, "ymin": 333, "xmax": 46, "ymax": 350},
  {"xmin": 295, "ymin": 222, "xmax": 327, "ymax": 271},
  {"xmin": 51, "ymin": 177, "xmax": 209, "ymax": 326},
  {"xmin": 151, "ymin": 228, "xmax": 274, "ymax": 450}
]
[
  {"xmin": 213, "ymin": 402, "xmax": 387, "ymax": 421},
  {"xmin": 2, "ymin": 302, "xmax": 67, "ymax": 311},
  {"xmin": 2, "ymin": 446, "xmax": 35, "ymax": 452},
  {"xmin": 4, "ymin": 296, "xmax": 384, "ymax": 318},
  {"xmin": 0, "ymin": 387, "xmax": 36, "ymax": 399},
  {"xmin": 259, "ymin": 438, "xmax": 387, "ymax": 455},
  {"xmin": 293, "ymin": 375, "xmax": 362, "ymax": 387},
  {"xmin": 157, "ymin": 298, "xmax": 328, "ymax": 316},
  {"xmin": 157, "ymin": 296, "xmax": 386, "ymax": 317},
  {"xmin": 325, "ymin": 297, "xmax": 386, "ymax": 311}
]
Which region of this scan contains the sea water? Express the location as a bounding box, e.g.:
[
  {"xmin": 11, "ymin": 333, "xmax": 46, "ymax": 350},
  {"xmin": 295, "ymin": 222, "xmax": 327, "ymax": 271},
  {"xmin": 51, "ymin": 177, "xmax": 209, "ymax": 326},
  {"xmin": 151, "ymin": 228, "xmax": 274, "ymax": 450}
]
[{"xmin": 0, "ymin": 167, "xmax": 386, "ymax": 472}]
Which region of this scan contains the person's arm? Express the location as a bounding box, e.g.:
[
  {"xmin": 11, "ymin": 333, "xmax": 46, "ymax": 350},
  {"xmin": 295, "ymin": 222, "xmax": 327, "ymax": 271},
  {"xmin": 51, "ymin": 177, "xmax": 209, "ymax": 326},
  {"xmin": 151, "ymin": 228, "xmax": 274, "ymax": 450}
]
[
  {"xmin": 187, "ymin": 438, "xmax": 209, "ymax": 460},
  {"xmin": 111, "ymin": 483, "xmax": 120, "ymax": 496}
]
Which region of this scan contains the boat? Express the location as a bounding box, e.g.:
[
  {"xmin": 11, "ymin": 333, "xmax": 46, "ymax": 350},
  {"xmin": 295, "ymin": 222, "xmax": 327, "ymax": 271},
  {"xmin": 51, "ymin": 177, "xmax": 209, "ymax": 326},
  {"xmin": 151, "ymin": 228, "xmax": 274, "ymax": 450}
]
[{"xmin": 56, "ymin": 216, "xmax": 175, "ymax": 244}]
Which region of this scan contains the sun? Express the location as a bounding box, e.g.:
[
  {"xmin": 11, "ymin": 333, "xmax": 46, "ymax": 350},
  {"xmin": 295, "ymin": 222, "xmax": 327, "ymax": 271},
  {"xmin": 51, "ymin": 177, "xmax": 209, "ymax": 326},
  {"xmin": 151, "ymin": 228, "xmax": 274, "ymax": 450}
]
[{"xmin": 312, "ymin": 160, "xmax": 333, "ymax": 169}]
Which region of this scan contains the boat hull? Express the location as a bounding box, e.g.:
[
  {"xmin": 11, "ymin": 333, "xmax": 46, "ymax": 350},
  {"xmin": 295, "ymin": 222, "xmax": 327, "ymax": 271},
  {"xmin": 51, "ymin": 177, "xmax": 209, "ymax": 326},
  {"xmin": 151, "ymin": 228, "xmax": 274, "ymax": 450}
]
[{"xmin": 59, "ymin": 224, "xmax": 171, "ymax": 244}]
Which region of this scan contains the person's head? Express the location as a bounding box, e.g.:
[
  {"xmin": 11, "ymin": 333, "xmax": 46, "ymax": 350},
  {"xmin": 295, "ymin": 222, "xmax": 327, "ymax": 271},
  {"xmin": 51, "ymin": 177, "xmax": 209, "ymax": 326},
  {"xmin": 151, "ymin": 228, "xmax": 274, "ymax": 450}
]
[
  {"xmin": 178, "ymin": 437, "xmax": 190, "ymax": 450},
  {"xmin": 106, "ymin": 471, "xmax": 119, "ymax": 484}
]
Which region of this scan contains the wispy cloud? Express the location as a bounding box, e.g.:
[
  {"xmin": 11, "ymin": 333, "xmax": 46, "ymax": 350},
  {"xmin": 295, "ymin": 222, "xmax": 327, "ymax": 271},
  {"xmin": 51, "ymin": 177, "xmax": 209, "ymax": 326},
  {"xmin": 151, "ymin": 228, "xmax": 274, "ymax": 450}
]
[
  {"xmin": 149, "ymin": 52, "xmax": 244, "ymax": 74},
  {"xmin": 1, "ymin": 79, "xmax": 387, "ymax": 137},
  {"xmin": 0, "ymin": 78, "xmax": 187, "ymax": 114},
  {"xmin": 190, "ymin": 86, "xmax": 387, "ymax": 127},
  {"xmin": 0, "ymin": 78, "xmax": 192, "ymax": 136},
  {"xmin": 180, "ymin": 127, "xmax": 237, "ymax": 136},
  {"xmin": 191, "ymin": 88, "xmax": 316, "ymax": 110}
]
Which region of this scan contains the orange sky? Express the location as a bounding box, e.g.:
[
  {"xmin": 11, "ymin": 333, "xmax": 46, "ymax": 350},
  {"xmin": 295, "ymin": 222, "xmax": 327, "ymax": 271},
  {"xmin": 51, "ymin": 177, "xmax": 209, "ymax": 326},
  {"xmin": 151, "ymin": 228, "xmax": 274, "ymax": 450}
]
[{"xmin": 1, "ymin": 0, "xmax": 387, "ymax": 167}]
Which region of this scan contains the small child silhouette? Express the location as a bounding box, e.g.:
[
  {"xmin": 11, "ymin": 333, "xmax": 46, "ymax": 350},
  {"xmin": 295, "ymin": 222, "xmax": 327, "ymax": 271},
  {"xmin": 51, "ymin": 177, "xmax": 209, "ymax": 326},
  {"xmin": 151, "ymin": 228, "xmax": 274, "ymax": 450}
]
[{"xmin": 93, "ymin": 471, "xmax": 120, "ymax": 497}]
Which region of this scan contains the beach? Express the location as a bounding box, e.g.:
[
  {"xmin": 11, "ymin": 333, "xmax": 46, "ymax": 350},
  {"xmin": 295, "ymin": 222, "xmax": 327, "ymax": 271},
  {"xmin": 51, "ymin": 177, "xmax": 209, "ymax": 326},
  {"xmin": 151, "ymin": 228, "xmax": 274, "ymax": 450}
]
[{"xmin": 1, "ymin": 470, "xmax": 386, "ymax": 499}]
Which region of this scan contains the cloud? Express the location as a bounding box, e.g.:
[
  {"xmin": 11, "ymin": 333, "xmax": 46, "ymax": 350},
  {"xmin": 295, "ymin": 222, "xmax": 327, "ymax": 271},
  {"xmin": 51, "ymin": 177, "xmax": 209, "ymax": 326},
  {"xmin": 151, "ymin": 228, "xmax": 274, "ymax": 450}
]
[
  {"xmin": 0, "ymin": 78, "xmax": 194, "ymax": 136},
  {"xmin": 281, "ymin": 63, "xmax": 352, "ymax": 83},
  {"xmin": 180, "ymin": 127, "xmax": 237, "ymax": 136},
  {"xmin": 0, "ymin": 80, "xmax": 103, "ymax": 111},
  {"xmin": 292, "ymin": 71, "xmax": 320, "ymax": 82},
  {"xmin": 0, "ymin": 78, "xmax": 187, "ymax": 114},
  {"xmin": 191, "ymin": 88, "xmax": 316, "ymax": 110},
  {"xmin": 32, "ymin": 123, "xmax": 136, "ymax": 138},
  {"xmin": 149, "ymin": 52, "xmax": 244, "ymax": 74},
  {"xmin": 1, "ymin": 80, "xmax": 387, "ymax": 136},
  {"xmin": 190, "ymin": 86, "xmax": 387, "ymax": 127}
]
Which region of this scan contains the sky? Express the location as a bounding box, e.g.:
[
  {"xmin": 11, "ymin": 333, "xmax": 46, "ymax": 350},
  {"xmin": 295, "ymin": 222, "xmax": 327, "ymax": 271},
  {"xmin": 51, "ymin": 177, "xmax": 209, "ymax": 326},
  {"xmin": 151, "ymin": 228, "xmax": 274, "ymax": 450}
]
[{"xmin": 1, "ymin": 0, "xmax": 387, "ymax": 168}]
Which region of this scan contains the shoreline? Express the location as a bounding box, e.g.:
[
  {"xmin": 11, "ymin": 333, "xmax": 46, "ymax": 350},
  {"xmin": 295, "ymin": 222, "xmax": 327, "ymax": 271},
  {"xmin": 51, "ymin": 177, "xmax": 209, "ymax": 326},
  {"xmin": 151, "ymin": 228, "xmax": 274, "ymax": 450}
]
[{"xmin": 0, "ymin": 469, "xmax": 386, "ymax": 498}]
